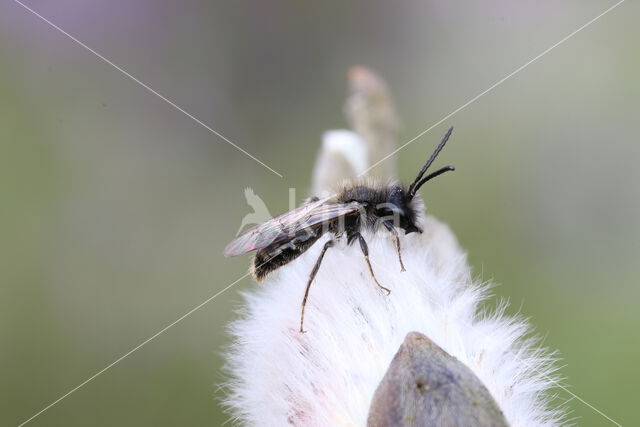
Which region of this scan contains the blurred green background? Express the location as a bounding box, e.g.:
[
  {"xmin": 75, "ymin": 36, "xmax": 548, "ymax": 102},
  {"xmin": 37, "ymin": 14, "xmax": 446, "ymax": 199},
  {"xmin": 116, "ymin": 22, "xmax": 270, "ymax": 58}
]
[{"xmin": 1, "ymin": 1, "xmax": 638, "ymax": 426}]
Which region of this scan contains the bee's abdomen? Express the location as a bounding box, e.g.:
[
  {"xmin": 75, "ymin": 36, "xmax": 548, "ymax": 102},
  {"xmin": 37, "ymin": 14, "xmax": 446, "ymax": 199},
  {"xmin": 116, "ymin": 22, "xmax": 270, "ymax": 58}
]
[{"xmin": 252, "ymin": 233, "xmax": 323, "ymax": 281}]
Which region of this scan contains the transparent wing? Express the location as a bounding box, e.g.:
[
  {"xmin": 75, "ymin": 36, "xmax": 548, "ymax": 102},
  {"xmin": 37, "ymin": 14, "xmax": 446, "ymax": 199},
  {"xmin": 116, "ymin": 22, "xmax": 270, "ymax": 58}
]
[{"xmin": 223, "ymin": 196, "xmax": 360, "ymax": 257}]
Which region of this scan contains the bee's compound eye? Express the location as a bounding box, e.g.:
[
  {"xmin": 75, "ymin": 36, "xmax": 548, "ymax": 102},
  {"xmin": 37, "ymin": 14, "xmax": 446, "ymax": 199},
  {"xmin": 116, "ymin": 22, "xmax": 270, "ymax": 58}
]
[{"xmin": 377, "ymin": 206, "xmax": 404, "ymax": 218}]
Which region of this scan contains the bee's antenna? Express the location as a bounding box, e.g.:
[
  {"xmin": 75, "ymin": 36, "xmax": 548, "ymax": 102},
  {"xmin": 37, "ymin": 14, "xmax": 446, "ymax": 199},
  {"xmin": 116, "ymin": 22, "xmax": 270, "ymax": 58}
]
[
  {"xmin": 407, "ymin": 126, "xmax": 454, "ymax": 198},
  {"xmin": 410, "ymin": 165, "xmax": 455, "ymax": 197}
]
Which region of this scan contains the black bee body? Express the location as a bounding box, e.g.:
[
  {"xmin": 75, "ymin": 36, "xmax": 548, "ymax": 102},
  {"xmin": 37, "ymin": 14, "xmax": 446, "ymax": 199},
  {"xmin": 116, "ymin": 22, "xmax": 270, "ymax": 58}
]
[
  {"xmin": 252, "ymin": 228, "xmax": 322, "ymax": 281},
  {"xmin": 225, "ymin": 127, "xmax": 456, "ymax": 332},
  {"xmin": 252, "ymin": 184, "xmax": 422, "ymax": 281}
]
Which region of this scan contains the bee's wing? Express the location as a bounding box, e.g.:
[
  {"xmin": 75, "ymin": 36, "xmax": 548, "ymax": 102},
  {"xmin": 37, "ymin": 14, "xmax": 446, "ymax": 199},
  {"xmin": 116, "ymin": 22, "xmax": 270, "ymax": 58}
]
[{"xmin": 223, "ymin": 196, "xmax": 361, "ymax": 257}]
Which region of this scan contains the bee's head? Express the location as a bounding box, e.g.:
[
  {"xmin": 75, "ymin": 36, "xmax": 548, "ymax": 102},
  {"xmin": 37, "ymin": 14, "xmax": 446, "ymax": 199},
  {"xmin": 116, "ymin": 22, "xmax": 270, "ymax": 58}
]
[
  {"xmin": 379, "ymin": 126, "xmax": 455, "ymax": 233},
  {"xmin": 378, "ymin": 185, "xmax": 422, "ymax": 234}
]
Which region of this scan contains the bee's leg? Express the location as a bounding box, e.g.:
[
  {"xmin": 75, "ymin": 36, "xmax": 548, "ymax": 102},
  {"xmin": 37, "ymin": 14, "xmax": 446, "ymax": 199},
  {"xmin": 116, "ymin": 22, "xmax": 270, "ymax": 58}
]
[
  {"xmin": 300, "ymin": 239, "xmax": 334, "ymax": 333},
  {"xmin": 382, "ymin": 220, "xmax": 406, "ymax": 272},
  {"xmin": 352, "ymin": 232, "xmax": 391, "ymax": 296}
]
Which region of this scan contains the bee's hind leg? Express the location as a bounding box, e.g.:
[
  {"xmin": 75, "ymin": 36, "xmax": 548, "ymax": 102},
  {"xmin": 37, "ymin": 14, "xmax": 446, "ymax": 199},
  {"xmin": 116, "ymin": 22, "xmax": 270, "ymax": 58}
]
[
  {"xmin": 300, "ymin": 239, "xmax": 334, "ymax": 333},
  {"xmin": 350, "ymin": 232, "xmax": 391, "ymax": 296},
  {"xmin": 382, "ymin": 220, "xmax": 406, "ymax": 272}
]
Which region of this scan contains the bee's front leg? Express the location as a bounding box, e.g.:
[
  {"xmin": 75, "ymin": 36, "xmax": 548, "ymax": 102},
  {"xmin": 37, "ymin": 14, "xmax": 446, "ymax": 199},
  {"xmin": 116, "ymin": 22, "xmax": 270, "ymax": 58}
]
[{"xmin": 382, "ymin": 220, "xmax": 406, "ymax": 272}]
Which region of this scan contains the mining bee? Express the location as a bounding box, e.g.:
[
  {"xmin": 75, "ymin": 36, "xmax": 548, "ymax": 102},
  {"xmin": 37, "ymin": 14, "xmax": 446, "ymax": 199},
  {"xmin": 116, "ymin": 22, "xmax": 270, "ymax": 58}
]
[{"xmin": 224, "ymin": 127, "xmax": 456, "ymax": 332}]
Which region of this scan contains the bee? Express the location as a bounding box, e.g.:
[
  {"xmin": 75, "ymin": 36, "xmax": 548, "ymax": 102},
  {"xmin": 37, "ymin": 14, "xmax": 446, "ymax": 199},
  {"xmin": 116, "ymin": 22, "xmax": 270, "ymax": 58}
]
[{"xmin": 224, "ymin": 127, "xmax": 456, "ymax": 332}]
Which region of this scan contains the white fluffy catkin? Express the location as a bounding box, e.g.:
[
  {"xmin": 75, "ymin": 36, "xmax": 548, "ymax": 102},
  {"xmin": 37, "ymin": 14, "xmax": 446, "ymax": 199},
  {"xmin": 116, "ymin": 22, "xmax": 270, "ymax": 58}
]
[{"xmin": 224, "ymin": 212, "xmax": 562, "ymax": 426}]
